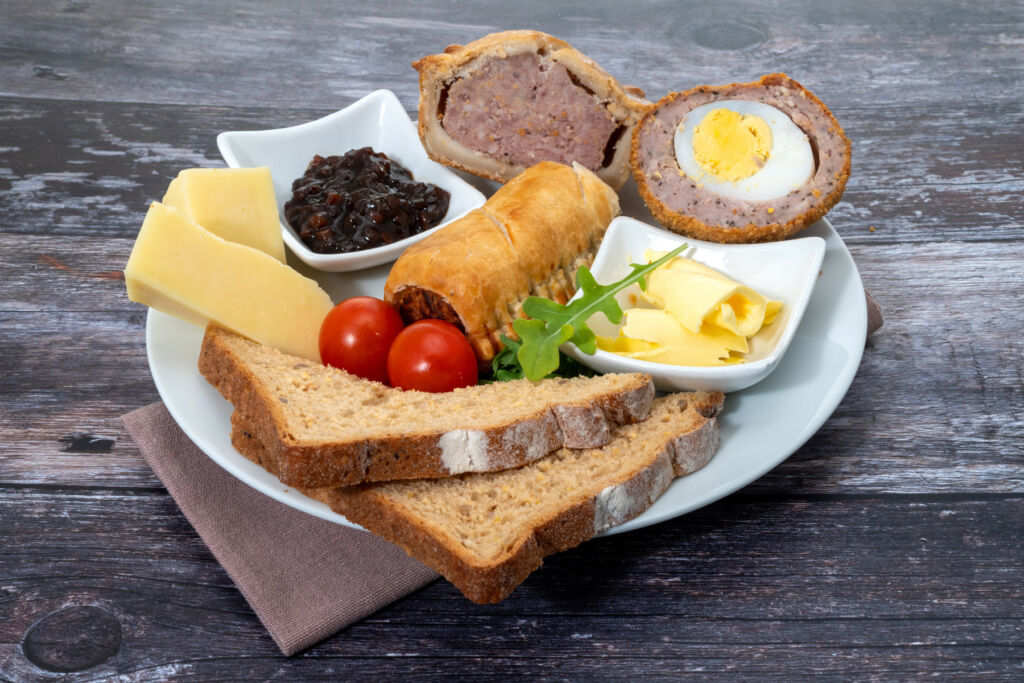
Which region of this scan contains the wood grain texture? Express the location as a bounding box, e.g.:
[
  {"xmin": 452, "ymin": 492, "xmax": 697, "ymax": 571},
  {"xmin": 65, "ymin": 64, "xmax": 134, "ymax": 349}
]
[
  {"xmin": 1, "ymin": 489, "xmax": 1022, "ymax": 678},
  {"xmin": 1, "ymin": 96, "xmax": 1021, "ymax": 246},
  {"xmin": 2, "ymin": 0, "xmax": 1022, "ymax": 678},
  {"xmin": 2, "ymin": 236, "xmax": 1021, "ymax": 493},
  {"xmin": 3, "ymin": 0, "xmax": 1022, "ymax": 109}
]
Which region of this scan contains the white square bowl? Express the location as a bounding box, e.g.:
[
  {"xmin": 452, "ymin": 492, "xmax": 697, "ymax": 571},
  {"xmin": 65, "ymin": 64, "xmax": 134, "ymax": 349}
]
[
  {"xmin": 562, "ymin": 216, "xmax": 826, "ymax": 393},
  {"xmin": 216, "ymin": 90, "xmax": 486, "ymax": 272}
]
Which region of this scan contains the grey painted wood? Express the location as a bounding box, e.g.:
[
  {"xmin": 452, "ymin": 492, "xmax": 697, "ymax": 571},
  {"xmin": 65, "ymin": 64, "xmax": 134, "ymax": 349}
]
[
  {"xmin": 1, "ymin": 0, "xmax": 1022, "ymax": 678},
  {"xmin": 1, "ymin": 490, "xmax": 1022, "ymax": 678},
  {"xmin": 2, "ymin": 96, "xmax": 1022, "ymax": 246},
  {"xmin": 3, "ymin": 0, "xmax": 1022, "ymax": 110}
]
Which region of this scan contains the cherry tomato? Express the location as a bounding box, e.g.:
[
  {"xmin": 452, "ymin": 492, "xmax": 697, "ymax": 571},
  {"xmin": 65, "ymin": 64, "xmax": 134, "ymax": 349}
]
[
  {"xmin": 387, "ymin": 319, "xmax": 478, "ymax": 392},
  {"xmin": 319, "ymin": 297, "xmax": 404, "ymax": 384}
]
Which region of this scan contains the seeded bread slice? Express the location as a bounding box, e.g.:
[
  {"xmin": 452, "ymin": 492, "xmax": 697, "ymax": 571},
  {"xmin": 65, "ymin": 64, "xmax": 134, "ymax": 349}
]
[
  {"xmin": 232, "ymin": 391, "xmax": 723, "ymax": 603},
  {"xmin": 199, "ymin": 326, "xmax": 655, "ymax": 488}
]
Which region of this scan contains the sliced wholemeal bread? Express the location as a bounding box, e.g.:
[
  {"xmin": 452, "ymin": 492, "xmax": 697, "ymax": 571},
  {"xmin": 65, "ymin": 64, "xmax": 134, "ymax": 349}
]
[
  {"xmin": 231, "ymin": 391, "xmax": 723, "ymax": 603},
  {"xmin": 199, "ymin": 326, "xmax": 655, "ymax": 488}
]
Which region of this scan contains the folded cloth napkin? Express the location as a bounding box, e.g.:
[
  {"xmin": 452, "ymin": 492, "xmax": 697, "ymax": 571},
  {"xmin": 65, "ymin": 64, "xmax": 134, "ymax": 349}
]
[
  {"xmin": 122, "ymin": 293, "xmax": 882, "ymax": 655},
  {"xmin": 865, "ymin": 290, "xmax": 883, "ymax": 336},
  {"xmin": 121, "ymin": 403, "xmax": 438, "ymax": 655}
]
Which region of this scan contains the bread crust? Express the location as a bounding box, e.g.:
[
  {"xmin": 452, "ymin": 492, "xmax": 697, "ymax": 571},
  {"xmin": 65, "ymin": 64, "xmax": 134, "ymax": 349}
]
[
  {"xmin": 630, "ymin": 73, "xmax": 851, "ymax": 243},
  {"xmin": 232, "ymin": 391, "xmax": 723, "ymax": 603},
  {"xmin": 413, "ymin": 30, "xmax": 651, "ymax": 190},
  {"xmin": 385, "ymin": 161, "xmax": 619, "ymax": 367},
  {"xmin": 200, "ymin": 326, "xmax": 655, "ymax": 488}
]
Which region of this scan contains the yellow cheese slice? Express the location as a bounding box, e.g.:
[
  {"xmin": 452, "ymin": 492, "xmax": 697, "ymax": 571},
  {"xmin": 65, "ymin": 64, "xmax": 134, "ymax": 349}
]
[
  {"xmin": 597, "ymin": 330, "xmax": 745, "ymax": 367},
  {"xmin": 124, "ymin": 202, "xmax": 333, "ymax": 361},
  {"xmin": 628, "ymin": 344, "xmax": 745, "ymax": 367},
  {"xmin": 643, "ymin": 252, "xmax": 775, "ymax": 337},
  {"xmin": 162, "ymin": 167, "xmax": 286, "ymax": 263},
  {"xmin": 598, "ymin": 254, "xmax": 785, "ymax": 368},
  {"xmin": 621, "ymin": 308, "xmax": 746, "ymax": 365},
  {"xmin": 595, "ymin": 334, "xmax": 660, "ymax": 355}
]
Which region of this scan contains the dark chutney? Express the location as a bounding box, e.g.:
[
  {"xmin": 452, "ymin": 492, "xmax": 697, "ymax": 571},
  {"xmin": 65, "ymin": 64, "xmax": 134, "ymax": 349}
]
[{"xmin": 284, "ymin": 148, "xmax": 450, "ymax": 253}]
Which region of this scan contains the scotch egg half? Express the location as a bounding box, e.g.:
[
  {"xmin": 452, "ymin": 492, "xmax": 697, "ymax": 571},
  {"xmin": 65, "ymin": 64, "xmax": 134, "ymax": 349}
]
[{"xmin": 630, "ymin": 74, "xmax": 852, "ymax": 243}]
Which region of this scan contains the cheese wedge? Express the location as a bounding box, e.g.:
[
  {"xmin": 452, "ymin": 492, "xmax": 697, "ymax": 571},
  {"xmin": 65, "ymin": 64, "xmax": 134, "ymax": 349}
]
[
  {"xmin": 124, "ymin": 202, "xmax": 332, "ymax": 361},
  {"xmin": 162, "ymin": 167, "xmax": 286, "ymax": 262}
]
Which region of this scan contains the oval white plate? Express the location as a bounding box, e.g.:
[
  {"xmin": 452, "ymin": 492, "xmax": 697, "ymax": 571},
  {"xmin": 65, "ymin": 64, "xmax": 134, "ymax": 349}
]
[{"xmin": 147, "ymin": 217, "xmax": 864, "ymax": 536}]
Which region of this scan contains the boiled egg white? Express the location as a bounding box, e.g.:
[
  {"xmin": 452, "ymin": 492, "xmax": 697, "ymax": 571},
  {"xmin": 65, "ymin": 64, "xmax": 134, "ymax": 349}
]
[{"xmin": 674, "ymin": 100, "xmax": 814, "ymax": 202}]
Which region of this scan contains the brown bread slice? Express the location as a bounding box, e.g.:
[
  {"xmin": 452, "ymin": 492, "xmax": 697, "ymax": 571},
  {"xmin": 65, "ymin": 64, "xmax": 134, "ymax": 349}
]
[
  {"xmin": 232, "ymin": 391, "xmax": 723, "ymax": 603},
  {"xmin": 199, "ymin": 326, "xmax": 655, "ymax": 488}
]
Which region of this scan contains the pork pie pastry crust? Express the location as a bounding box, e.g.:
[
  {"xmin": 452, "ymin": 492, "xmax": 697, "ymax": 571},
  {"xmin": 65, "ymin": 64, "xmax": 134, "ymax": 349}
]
[
  {"xmin": 631, "ymin": 73, "xmax": 852, "ymax": 243},
  {"xmin": 414, "ymin": 30, "xmax": 650, "ymax": 190}
]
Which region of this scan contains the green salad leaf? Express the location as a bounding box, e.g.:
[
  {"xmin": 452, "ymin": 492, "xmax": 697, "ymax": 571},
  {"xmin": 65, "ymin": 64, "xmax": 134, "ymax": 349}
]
[
  {"xmin": 509, "ymin": 242, "xmax": 688, "ymax": 381},
  {"xmin": 485, "ymin": 334, "xmax": 595, "ymax": 383}
]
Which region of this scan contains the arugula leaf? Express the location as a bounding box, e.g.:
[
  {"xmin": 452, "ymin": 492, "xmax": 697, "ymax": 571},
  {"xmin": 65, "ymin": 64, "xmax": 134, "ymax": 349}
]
[
  {"xmin": 554, "ymin": 349, "xmax": 597, "ymax": 379},
  {"xmin": 484, "ymin": 334, "xmax": 595, "ymax": 383},
  {"xmin": 511, "ymin": 242, "xmax": 688, "ymax": 381},
  {"xmin": 488, "ymin": 335, "xmax": 526, "ymax": 382}
]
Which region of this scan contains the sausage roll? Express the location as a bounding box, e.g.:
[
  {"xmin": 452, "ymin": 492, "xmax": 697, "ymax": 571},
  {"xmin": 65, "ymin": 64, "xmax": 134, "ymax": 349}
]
[{"xmin": 384, "ymin": 161, "xmax": 619, "ymax": 368}]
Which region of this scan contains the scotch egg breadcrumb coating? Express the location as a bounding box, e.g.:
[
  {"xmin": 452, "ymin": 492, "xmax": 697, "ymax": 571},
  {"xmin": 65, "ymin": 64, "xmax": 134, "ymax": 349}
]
[{"xmin": 630, "ymin": 73, "xmax": 851, "ymax": 243}]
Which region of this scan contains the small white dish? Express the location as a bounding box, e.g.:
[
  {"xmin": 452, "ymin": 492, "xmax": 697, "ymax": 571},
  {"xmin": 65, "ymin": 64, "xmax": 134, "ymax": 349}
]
[
  {"xmin": 216, "ymin": 89, "xmax": 486, "ymax": 272},
  {"xmin": 563, "ymin": 216, "xmax": 826, "ymax": 393}
]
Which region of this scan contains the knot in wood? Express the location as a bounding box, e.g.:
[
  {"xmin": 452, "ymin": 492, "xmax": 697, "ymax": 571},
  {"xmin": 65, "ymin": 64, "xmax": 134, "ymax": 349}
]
[
  {"xmin": 690, "ymin": 21, "xmax": 768, "ymax": 51},
  {"xmin": 22, "ymin": 605, "xmax": 122, "ymax": 673}
]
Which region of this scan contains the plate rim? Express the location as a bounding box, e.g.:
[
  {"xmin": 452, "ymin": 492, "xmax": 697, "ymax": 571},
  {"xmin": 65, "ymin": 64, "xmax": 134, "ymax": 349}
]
[
  {"xmin": 147, "ymin": 216, "xmax": 865, "ymax": 537},
  {"xmin": 607, "ymin": 215, "xmax": 865, "ymax": 534}
]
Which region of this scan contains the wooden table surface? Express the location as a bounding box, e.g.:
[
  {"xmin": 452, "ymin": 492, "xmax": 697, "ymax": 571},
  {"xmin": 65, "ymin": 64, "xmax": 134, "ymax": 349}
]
[{"xmin": 2, "ymin": 0, "xmax": 1022, "ymax": 679}]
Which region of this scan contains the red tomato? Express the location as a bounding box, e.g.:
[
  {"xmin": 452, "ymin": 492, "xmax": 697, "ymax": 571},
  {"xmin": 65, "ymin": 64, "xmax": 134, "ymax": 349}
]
[
  {"xmin": 319, "ymin": 297, "xmax": 404, "ymax": 383},
  {"xmin": 387, "ymin": 319, "xmax": 478, "ymax": 392}
]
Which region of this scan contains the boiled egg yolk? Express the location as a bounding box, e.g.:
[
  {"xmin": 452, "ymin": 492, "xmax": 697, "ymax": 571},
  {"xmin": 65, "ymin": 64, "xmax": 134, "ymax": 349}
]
[
  {"xmin": 691, "ymin": 108, "xmax": 773, "ymax": 182},
  {"xmin": 674, "ymin": 100, "xmax": 815, "ymax": 202}
]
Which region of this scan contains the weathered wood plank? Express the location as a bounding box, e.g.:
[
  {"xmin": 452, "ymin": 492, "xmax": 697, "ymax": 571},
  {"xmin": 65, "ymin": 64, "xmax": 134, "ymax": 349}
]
[
  {"xmin": 2, "ymin": 235, "xmax": 1021, "ymax": 492},
  {"xmin": 2, "ymin": 0, "xmax": 1021, "ymax": 110},
  {"xmin": 1, "ymin": 0, "xmax": 1022, "ymax": 677},
  {"xmin": 1, "ymin": 95, "xmax": 1021, "ymax": 246},
  {"xmin": 0, "ymin": 490, "xmax": 1021, "ymax": 678}
]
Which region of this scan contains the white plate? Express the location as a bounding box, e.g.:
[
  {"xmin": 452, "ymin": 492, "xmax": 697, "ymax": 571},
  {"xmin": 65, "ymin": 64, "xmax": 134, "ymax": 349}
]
[
  {"xmin": 563, "ymin": 217, "xmax": 826, "ymax": 393},
  {"xmin": 217, "ymin": 90, "xmax": 486, "ymax": 272},
  {"xmin": 146, "ymin": 216, "xmax": 865, "ymax": 536}
]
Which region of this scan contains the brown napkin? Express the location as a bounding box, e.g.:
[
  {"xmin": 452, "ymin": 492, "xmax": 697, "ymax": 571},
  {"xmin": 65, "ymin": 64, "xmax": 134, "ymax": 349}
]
[
  {"xmin": 121, "ymin": 403, "xmax": 438, "ymax": 655},
  {"xmin": 866, "ymin": 290, "xmax": 883, "ymax": 335},
  {"xmin": 122, "ymin": 292, "xmax": 882, "ymax": 655}
]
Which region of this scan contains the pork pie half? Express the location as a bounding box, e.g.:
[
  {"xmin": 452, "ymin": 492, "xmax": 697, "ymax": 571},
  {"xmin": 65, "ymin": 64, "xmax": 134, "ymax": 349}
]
[{"xmin": 414, "ymin": 30, "xmax": 650, "ymax": 190}]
